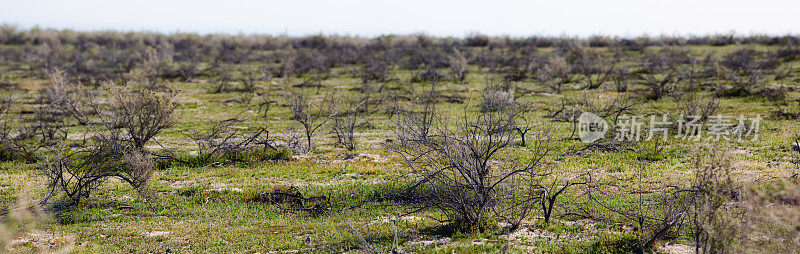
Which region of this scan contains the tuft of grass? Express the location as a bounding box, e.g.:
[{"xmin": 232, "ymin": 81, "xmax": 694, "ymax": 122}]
[{"xmin": 166, "ymin": 149, "xmax": 291, "ymax": 168}]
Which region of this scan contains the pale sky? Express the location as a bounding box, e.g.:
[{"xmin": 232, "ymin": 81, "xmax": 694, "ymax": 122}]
[{"xmin": 1, "ymin": 0, "xmax": 799, "ymax": 37}]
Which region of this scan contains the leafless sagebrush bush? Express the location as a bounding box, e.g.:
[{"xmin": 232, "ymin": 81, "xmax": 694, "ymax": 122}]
[
  {"xmin": 547, "ymin": 93, "xmax": 639, "ymax": 142},
  {"xmin": 283, "ymin": 89, "xmax": 335, "ymax": 151},
  {"xmin": 41, "ymin": 137, "xmax": 156, "ymax": 206},
  {"xmin": 673, "ymin": 92, "xmax": 719, "ymax": 122},
  {"xmin": 35, "ymin": 83, "xmax": 177, "ymax": 205},
  {"xmin": 686, "ymin": 147, "xmax": 737, "ymax": 253},
  {"xmin": 410, "ymin": 68, "xmax": 446, "ymax": 83},
  {"xmin": 357, "ymin": 57, "xmax": 392, "ymax": 84},
  {"xmin": 129, "ymin": 47, "xmax": 171, "ymax": 90},
  {"xmin": 181, "ymin": 120, "xmax": 285, "ymax": 166},
  {"xmin": 537, "ymin": 55, "xmax": 573, "ymax": 93},
  {"xmin": 294, "ymin": 49, "xmax": 330, "ymax": 92},
  {"xmin": 610, "ymin": 66, "xmax": 631, "ymax": 93},
  {"xmin": 639, "ymin": 70, "xmax": 677, "ymax": 100},
  {"xmin": 390, "ymin": 103, "xmax": 554, "ymax": 232},
  {"xmin": 26, "ymin": 69, "xmax": 74, "ymax": 144},
  {"xmin": 237, "ymin": 65, "xmax": 265, "ymax": 93},
  {"xmin": 720, "ymin": 181, "xmax": 800, "ymax": 253},
  {"xmin": 464, "ymin": 32, "xmax": 490, "ymax": 47},
  {"xmin": 448, "ymin": 48, "xmax": 469, "ymax": 83},
  {"xmin": 107, "ymin": 85, "xmax": 178, "ymax": 149},
  {"xmin": 573, "ymin": 52, "xmax": 617, "ymax": 89},
  {"xmin": 211, "ymin": 65, "xmax": 234, "ymax": 93},
  {"xmin": 577, "ymin": 93, "xmax": 640, "ymax": 123},
  {"xmin": 719, "ymin": 48, "xmax": 778, "ymax": 96},
  {"xmin": 330, "ymin": 97, "xmax": 361, "ymax": 151},
  {"xmin": 479, "ymin": 83, "xmax": 517, "ymax": 113},
  {"xmin": 0, "ymin": 92, "xmax": 27, "ymax": 161},
  {"xmin": 39, "ymin": 68, "xmax": 76, "ymax": 109},
  {"xmin": 723, "ymin": 67, "xmax": 764, "ymax": 96}
]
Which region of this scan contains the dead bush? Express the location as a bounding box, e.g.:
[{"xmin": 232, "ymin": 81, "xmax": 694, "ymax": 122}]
[
  {"xmin": 687, "ymin": 147, "xmax": 737, "ymax": 253},
  {"xmin": 538, "ymin": 55, "xmax": 573, "ymax": 93},
  {"xmin": 210, "ymin": 65, "xmax": 234, "ymax": 93},
  {"xmin": 0, "ymin": 93, "xmax": 29, "ymax": 161},
  {"xmin": 480, "ymin": 83, "xmax": 517, "ymax": 112},
  {"xmin": 390, "ymin": 103, "xmax": 553, "ymax": 232},
  {"xmin": 283, "ymin": 89, "xmax": 335, "ymax": 151},
  {"xmin": 237, "ymin": 65, "xmax": 265, "ymax": 93},
  {"xmin": 129, "ymin": 47, "xmax": 171, "ymax": 90},
  {"xmin": 464, "ymin": 32, "xmax": 490, "ymax": 47},
  {"xmin": 573, "ymin": 52, "xmax": 617, "ymax": 89},
  {"xmin": 181, "ymin": 120, "xmax": 285, "ymax": 166},
  {"xmin": 723, "ymin": 67, "xmax": 764, "ymax": 96},
  {"xmin": 331, "ymin": 98, "xmax": 360, "ymax": 151},
  {"xmin": 673, "ymin": 92, "xmax": 719, "ymax": 122},
  {"xmin": 357, "ymin": 58, "xmax": 392, "ymax": 84},
  {"xmin": 41, "ymin": 137, "xmax": 156, "ymax": 205},
  {"xmin": 639, "ymin": 71, "xmax": 677, "ymax": 100},
  {"xmin": 448, "ymin": 48, "xmax": 469, "ymax": 83},
  {"xmin": 254, "ymin": 186, "xmax": 331, "ymax": 217},
  {"xmin": 587, "ymin": 163, "xmax": 692, "ymax": 252},
  {"xmin": 611, "ymin": 67, "xmax": 631, "ymax": 93},
  {"xmin": 410, "ymin": 68, "xmax": 446, "ymax": 83},
  {"xmin": 108, "ymin": 85, "xmax": 178, "ymax": 149}
]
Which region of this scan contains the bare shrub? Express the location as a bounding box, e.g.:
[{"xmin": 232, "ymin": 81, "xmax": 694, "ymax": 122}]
[
  {"xmin": 577, "ymin": 93, "xmax": 640, "ymax": 123},
  {"xmin": 464, "ymin": 32, "xmax": 490, "ymax": 47},
  {"xmin": 721, "ymin": 48, "xmax": 760, "ymax": 74},
  {"xmin": 448, "ymin": 48, "xmax": 469, "ymax": 83},
  {"xmin": 211, "ymin": 65, "xmax": 234, "ymax": 93},
  {"xmin": 331, "ymin": 98, "xmax": 360, "ymax": 151},
  {"xmin": 538, "ymin": 55, "xmax": 573, "ymax": 93},
  {"xmin": 129, "ymin": 47, "xmax": 171, "ymax": 90},
  {"xmin": 673, "ymin": 92, "xmax": 719, "ymax": 122},
  {"xmin": 391, "ymin": 103, "xmax": 553, "ymax": 232},
  {"xmin": 0, "ymin": 92, "xmax": 26, "ymax": 161},
  {"xmin": 538, "ymin": 171, "xmax": 591, "ymax": 224},
  {"xmin": 724, "ymin": 181, "xmax": 800, "ymax": 253},
  {"xmin": 36, "ymin": 84, "xmax": 178, "ymax": 205},
  {"xmin": 639, "ymin": 71, "xmax": 677, "ymax": 100},
  {"xmin": 723, "ymin": 67, "xmax": 763, "ymax": 96},
  {"xmin": 410, "ymin": 68, "xmax": 446, "ymax": 83},
  {"xmin": 775, "ymin": 44, "xmax": 800, "ymax": 62},
  {"xmin": 611, "ymin": 67, "xmax": 631, "ymax": 93},
  {"xmin": 719, "ymin": 48, "xmax": 775, "ymax": 96},
  {"xmin": 181, "ymin": 120, "xmax": 284, "ymax": 166},
  {"xmin": 108, "ymin": 85, "xmax": 178, "ymax": 149},
  {"xmin": 237, "ymin": 65, "xmax": 265, "ymax": 93},
  {"xmin": 687, "ymin": 147, "xmax": 736, "ymax": 253},
  {"xmin": 573, "ymin": 52, "xmax": 617, "ymax": 89},
  {"xmin": 294, "ymin": 50, "xmax": 330, "ymax": 92},
  {"xmin": 480, "ymin": 83, "xmax": 516, "ymax": 112},
  {"xmin": 41, "ymin": 138, "xmax": 156, "ymax": 205},
  {"xmin": 39, "ymin": 68, "xmax": 76, "ymax": 109},
  {"xmin": 283, "ymin": 89, "xmax": 335, "ymax": 151},
  {"xmin": 357, "ymin": 58, "xmax": 392, "ymax": 84},
  {"xmin": 392, "ymin": 98, "xmax": 437, "ymax": 142},
  {"xmin": 548, "ymin": 93, "xmax": 639, "ymax": 141}
]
